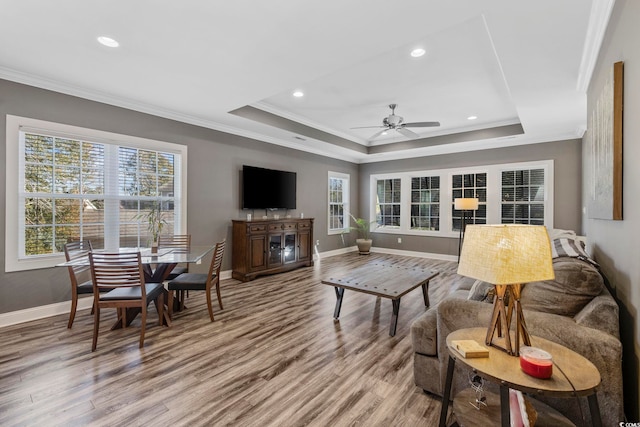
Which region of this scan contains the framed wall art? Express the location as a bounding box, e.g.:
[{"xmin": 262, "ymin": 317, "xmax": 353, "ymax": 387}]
[{"xmin": 587, "ymin": 61, "xmax": 623, "ymax": 220}]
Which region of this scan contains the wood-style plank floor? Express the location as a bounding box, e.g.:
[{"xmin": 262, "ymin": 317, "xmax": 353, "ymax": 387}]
[{"xmin": 0, "ymin": 252, "xmax": 461, "ymax": 426}]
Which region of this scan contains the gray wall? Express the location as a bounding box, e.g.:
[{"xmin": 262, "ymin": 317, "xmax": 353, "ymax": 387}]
[
  {"xmin": 359, "ymin": 139, "xmax": 583, "ymax": 255},
  {"xmin": 582, "ymin": 0, "xmax": 639, "ymax": 418},
  {"xmin": 0, "ymin": 79, "xmax": 358, "ymax": 314}
]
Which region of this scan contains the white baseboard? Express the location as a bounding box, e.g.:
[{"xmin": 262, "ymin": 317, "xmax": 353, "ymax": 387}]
[
  {"xmin": 370, "ymin": 247, "xmax": 458, "ymax": 262},
  {"xmin": 316, "ymin": 245, "xmax": 457, "ymax": 262},
  {"xmin": 315, "ymin": 246, "xmax": 357, "ymax": 259},
  {"xmin": 0, "ymin": 297, "xmax": 94, "ymax": 328},
  {"xmin": 0, "ymin": 269, "xmax": 235, "ymax": 329}
]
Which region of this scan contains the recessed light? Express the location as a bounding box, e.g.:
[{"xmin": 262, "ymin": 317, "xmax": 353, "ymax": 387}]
[
  {"xmin": 292, "ymin": 91, "xmax": 304, "ymax": 98},
  {"xmin": 97, "ymin": 36, "xmax": 119, "ymax": 48},
  {"xmin": 410, "ymin": 48, "xmax": 426, "ymax": 58},
  {"xmin": 381, "ymin": 131, "xmax": 388, "ymax": 135},
  {"xmin": 467, "ymin": 115, "xmax": 478, "ymax": 120}
]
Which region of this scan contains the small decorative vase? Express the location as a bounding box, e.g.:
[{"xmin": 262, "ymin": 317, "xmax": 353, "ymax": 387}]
[
  {"xmin": 151, "ymin": 242, "xmax": 158, "ymax": 254},
  {"xmin": 356, "ymin": 238, "xmax": 372, "ymax": 255}
]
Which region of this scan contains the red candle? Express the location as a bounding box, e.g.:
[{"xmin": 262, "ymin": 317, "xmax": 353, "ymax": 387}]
[{"xmin": 519, "ymin": 346, "xmax": 553, "ymax": 379}]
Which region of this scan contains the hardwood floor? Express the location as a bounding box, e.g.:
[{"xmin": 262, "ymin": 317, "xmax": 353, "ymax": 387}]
[{"xmin": 0, "ymin": 252, "xmax": 461, "ymax": 426}]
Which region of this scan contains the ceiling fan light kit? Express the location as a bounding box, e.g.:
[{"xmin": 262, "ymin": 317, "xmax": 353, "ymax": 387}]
[{"xmin": 352, "ymin": 104, "xmax": 440, "ymax": 141}]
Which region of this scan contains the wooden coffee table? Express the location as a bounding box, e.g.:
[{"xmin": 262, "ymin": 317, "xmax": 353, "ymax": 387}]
[{"xmin": 321, "ymin": 262, "xmax": 439, "ymax": 336}]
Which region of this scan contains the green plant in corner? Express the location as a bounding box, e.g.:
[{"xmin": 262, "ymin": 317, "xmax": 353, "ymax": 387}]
[
  {"xmin": 349, "ymin": 214, "xmax": 375, "ymax": 240},
  {"xmin": 348, "ymin": 214, "xmax": 377, "ymax": 254}
]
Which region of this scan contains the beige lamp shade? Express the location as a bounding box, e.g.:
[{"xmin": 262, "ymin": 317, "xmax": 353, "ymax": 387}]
[
  {"xmin": 457, "ymin": 224, "xmax": 554, "ymax": 285},
  {"xmin": 454, "ymin": 198, "xmax": 479, "ymax": 210},
  {"xmin": 457, "ymin": 224, "xmax": 554, "ymax": 356}
]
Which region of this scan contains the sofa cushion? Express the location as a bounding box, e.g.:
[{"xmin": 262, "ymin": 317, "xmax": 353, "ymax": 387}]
[{"xmin": 521, "ymin": 257, "xmax": 604, "ymax": 317}]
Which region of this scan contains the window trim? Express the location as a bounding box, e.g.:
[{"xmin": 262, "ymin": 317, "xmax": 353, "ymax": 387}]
[
  {"xmin": 5, "ymin": 115, "xmax": 188, "ymax": 272},
  {"xmin": 369, "ymin": 160, "xmax": 554, "ymax": 238},
  {"xmin": 447, "ymin": 168, "xmax": 489, "ymax": 232},
  {"xmin": 327, "ymin": 171, "xmax": 350, "ymax": 235}
]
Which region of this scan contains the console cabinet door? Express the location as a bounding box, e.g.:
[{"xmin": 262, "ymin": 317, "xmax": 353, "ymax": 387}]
[
  {"xmin": 267, "ymin": 234, "xmax": 283, "ymax": 268},
  {"xmin": 298, "ymin": 230, "xmax": 311, "ymax": 262},
  {"xmin": 283, "ymin": 232, "xmax": 297, "ymax": 264},
  {"xmin": 249, "ymin": 234, "xmax": 267, "ymax": 272}
]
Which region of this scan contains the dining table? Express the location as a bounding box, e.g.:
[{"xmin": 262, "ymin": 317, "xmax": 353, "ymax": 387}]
[{"xmin": 57, "ymin": 244, "xmax": 216, "ymax": 328}]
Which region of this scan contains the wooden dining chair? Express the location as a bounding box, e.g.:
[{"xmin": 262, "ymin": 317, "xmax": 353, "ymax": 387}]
[
  {"xmin": 89, "ymin": 251, "xmax": 165, "ymax": 351},
  {"xmin": 167, "ymin": 239, "xmax": 226, "ymax": 322},
  {"xmin": 64, "ymin": 240, "xmax": 94, "ymax": 328},
  {"xmin": 158, "ymin": 234, "xmax": 191, "ymax": 280}
]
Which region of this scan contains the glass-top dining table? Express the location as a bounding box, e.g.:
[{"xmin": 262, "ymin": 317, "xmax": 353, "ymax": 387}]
[
  {"xmin": 57, "ymin": 245, "xmax": 216, "ymax": 327},
  {"xmin": 58, "ymin": 245, "xmax": 215, "ymax": 282}
]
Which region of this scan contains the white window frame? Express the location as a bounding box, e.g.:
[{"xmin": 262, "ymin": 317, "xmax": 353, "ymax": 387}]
[
  {"xmin": 409, "ymin": 175, "xmax": 441, "ymax": 232},
  {"xmin": 374, "ymin": 176, "xmax": 402, "ymax": 230},
  {"xmin": 447, "ymin": 168, "xmax": 489, "ymax": 232},
  {"xmin": 5, "ymin": 115, "xmax": 188, "ymax": 272},
  {"xmin": 498, "ymin": 164, "xmax": 553, "ymax": 225},
  {"xmin": 369, "ymin": 160, "xmax": 554, "ymax": 238},
  {"xmin": 327, "ymin": 171, "xmax": 350, "ymax": 235}
]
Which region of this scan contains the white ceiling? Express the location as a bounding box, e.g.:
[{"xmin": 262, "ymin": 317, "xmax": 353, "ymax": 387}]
[{"xmin": 0, "ymin": 1, "xmax": 613, "ymax": 163}]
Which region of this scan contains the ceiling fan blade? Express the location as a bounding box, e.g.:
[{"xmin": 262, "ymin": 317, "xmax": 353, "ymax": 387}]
[
  {"xmin": 403, "ymin": 121, "xmax": 441, "ymax": 127},
  {"xmin": 369, "ymin": 129, "xmax": 389, "ymax": 140},
  {"xmin": 396, "ymin": 127, "xmax": 420, "ymax": 139},
  {"xmin": 350, "ymin": 125, "xmax": 386, "ymax": 129}
]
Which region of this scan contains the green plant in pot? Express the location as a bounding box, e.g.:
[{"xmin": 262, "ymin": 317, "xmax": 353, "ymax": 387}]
[
  {"xmin": 349, "ymin": 214, "xmax": 376, "ymax": 255},
  {"xmin": 137, "ymin": 201, "xmax": 167, "ymax": 252}
]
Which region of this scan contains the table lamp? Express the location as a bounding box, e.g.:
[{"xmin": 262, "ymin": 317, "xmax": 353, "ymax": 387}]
[
  {"xmin": 457, "ymin": 224, "xmax": 554, "ymax": 356},
  {"xmin": 454, "ymin": 197, "xmax": 479, "ymax": 262}
]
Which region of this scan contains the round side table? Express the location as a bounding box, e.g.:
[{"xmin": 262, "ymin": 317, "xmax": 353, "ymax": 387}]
[{"xmin": 438, "ymin": 327, "xmax": 602, "ymax": 427}]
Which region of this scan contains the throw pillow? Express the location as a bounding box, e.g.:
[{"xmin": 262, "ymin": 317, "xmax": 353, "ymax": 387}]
[
  {"xmin": 467, "ymin": 280, "xmax": 495, "ymax": 303},
  {"xmin": 547, "ymin": 228, "xmax": 577, "ymax": 241}
]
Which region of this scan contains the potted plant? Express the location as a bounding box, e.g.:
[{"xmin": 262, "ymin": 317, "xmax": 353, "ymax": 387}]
[
  {"xmin": 349, "ymin": 214, "xmax": 376, "ymax": 255},
  {"xmin": 137, "ymin": 201, "xmax": 167, "ymax": 252}
]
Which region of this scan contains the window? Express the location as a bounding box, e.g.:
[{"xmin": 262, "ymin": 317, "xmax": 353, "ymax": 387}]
[
  {"xmin": 501, "ymin": 168, "xmax": 545, "ymax": 225},
  {"xmin": 376, "ymin": 178, "xmax": 401, "ymax": 228},
  {"xmin": 328, "ymin": 172, "xmax": 350, "ymax": 234},
  {"xmin": 6, "ymin": 115, "xmax": 187, "ymax": 272},
  {"xmin": 368, "ymin": 160, "xmax": 553, "ymax": 238},
  {"xmin": 410, "ymin": 176, "xmax": 440, "ymax": 231},
  {"xmin": 451, "ymin": 172, "xmax": 487, "ymax": 231}
]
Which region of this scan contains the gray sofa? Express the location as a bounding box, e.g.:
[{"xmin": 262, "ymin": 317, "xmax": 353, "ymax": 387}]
[{"xmin": 411, "ymin": 239, "xmax": 624, "ymax": 425}]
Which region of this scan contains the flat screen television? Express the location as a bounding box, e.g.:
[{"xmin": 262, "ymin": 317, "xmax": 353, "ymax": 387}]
[{"xmin": 242, "ymin": 165, "xmax": 296, "ymax": 210}]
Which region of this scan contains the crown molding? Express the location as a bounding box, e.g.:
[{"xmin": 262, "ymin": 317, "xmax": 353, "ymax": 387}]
[
  {"xmin": 577, "ymin": 0, "xmax": 617, "ymax": 92},
  {"xmin": 0, "ymin": 67, "xmax": 582, "ymax": 165}
]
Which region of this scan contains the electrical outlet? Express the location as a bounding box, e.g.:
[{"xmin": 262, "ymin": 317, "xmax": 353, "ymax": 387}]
[
  {"xmin": 316, "ymin": 240, "xmax": 320, "ymax": 246},
  {"xmin": 397, "ymin": 237, "xmax": 402, "ymax": 244}
]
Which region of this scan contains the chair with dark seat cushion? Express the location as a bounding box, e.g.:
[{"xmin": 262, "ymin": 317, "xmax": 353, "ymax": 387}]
[
  {"xmin": 64, "ymin": 240, "xmax": 94, "ymax": 328},
  {"xmin": 158, "ymin": 234, "xmax": 191, "ymax": 280},
  {"xmin": 168, "ymin": 239, "xmax": 225, "ymax": 322},
  {"xmin": 89, "ymin": 251, "xmax": 164, "ymax": 351}
]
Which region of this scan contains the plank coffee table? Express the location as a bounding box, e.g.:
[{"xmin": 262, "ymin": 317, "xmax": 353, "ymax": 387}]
[{"xmin": 321, "ymin": 262, "xmax": 439, "ymax": 336}]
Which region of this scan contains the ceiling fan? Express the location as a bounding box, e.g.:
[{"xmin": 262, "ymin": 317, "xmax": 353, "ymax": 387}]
[{"xmin": 352, "ymin": 104, "xmax": 440, "ymax": 140}]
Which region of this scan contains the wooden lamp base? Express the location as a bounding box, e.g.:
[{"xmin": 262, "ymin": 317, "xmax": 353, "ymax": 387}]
[{"xmin": 485, "ymin": 283, "xmax": 531, "ymax": 356}]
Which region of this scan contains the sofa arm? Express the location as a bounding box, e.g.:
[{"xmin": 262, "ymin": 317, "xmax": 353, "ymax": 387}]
[
  {"xmin": 575, "ymin": 293, "xmax": 620, "ymax": 339},
  {"xmin": 411, "ymin": 308, "xmax": 438, "ymax": 356},
  {"xmin": 435, "ymin": 298, "xmax": 624, "ymax": 426},
  {"xmin": 523, "ymin": 308, "xmax": 624, "ymax": 425}
]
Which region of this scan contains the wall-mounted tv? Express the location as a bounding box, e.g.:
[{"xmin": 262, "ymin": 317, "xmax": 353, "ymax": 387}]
[{"xmin": 242, "ymin": 165, "xmax": 297, "ymax": 210}]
